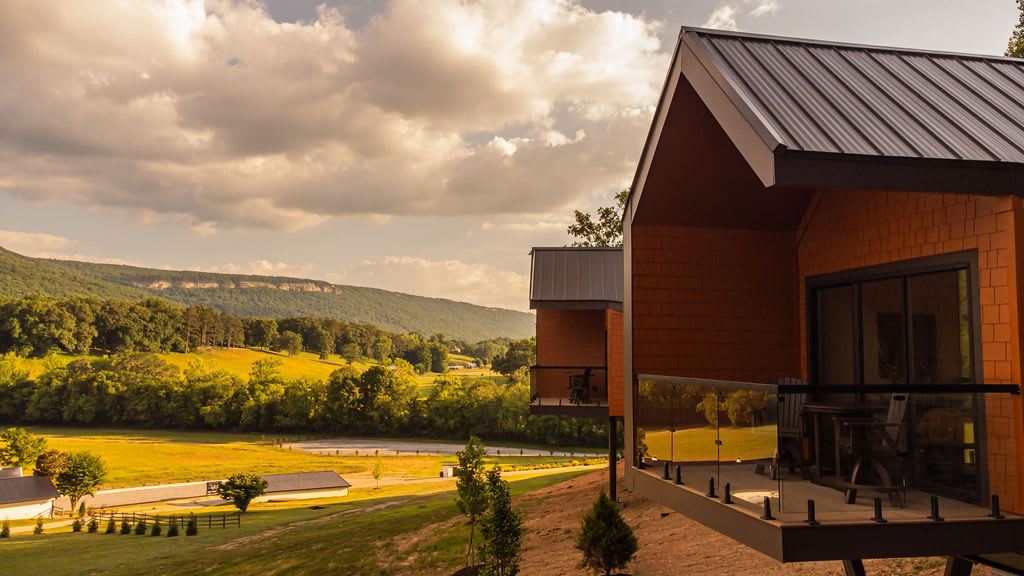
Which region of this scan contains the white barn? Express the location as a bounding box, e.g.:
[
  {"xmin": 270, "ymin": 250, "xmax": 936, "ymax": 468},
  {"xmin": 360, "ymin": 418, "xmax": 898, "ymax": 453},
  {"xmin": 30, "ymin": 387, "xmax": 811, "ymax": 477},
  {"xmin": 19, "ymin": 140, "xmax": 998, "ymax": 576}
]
[{"xmin": 0, "ymin": 474, "xmax": 59, "ymax": 520}]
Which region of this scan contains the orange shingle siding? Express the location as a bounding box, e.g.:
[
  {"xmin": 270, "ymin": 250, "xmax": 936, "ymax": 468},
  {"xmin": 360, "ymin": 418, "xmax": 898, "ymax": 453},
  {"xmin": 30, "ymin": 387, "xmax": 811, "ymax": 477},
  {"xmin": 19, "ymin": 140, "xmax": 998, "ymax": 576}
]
[
  {"xmin": 798, "ymin": 190, "xmax": 1023, "ymax": 512},
  {"xmin": 535, "ymin": 309, "xmax": 608, "ymax": 400},
  {"xmin": 631, "ymin": 225, "xmax": 801, "ymax": 383}
]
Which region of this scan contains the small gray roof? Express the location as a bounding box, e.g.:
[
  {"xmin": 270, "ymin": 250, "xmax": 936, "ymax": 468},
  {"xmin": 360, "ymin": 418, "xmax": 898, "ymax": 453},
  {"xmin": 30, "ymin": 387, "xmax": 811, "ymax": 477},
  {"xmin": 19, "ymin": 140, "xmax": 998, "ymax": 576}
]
[
  {"xmin": 262, "ymin": 471, "xmax": 351, "ymax": 494},
  {"xmin": 685, "ymin": 27, "xmax": 1024, "ymax": 163},
  {"xmin": 0, "ymin": 476, "xmax": 58, "ymax": 505},
  {"xmin": 530, "ymin": 248, "xmax": 623, "ymax": 310}
]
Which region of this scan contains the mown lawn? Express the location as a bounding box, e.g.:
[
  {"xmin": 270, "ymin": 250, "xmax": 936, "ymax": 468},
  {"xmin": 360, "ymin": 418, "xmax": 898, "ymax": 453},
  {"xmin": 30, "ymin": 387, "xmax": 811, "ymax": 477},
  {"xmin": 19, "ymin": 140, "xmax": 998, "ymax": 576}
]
[
  {"xmin": 0, "ymin": 469, "xmax": 591, "ymax": 576},
  {"xmin": 18, "ymin": 348, "xmax": 507, "ymax": 395},
  {"xmin": 27, "ymin": 427, "xmax": 599, "ymax": 488}
]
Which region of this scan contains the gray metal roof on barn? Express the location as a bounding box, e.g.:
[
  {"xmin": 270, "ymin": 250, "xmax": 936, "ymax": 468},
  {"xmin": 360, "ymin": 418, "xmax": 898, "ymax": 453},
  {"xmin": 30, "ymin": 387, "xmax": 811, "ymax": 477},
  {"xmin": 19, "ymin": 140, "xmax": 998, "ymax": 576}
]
[
  {"xmin": 262, "ymin": 471, "xmax": 351, "ymax": 494},
  {"xmin": 0, "ymin": 476, "xmax": 58, "ymax": 505},
  {"xmin": 685, "ymin": 27, "xmax": 1024, "ymax": 164},
  {"xmin": 530, "ymin": 248, "xmax": 623, "ymax": 309}
]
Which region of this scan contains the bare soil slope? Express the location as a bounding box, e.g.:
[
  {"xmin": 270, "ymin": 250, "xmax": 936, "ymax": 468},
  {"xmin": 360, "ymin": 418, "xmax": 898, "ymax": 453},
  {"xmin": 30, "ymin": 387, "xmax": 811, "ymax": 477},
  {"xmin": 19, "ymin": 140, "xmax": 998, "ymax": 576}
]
[{"xmin": 515, "ymin": 465, "xmax": 946, "ymax": 576}]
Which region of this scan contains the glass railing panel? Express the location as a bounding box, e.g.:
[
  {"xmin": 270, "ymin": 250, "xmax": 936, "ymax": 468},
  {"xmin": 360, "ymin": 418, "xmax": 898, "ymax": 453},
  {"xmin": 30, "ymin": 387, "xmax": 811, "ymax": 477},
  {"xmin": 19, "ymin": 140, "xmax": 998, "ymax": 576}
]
[
  {"xmin": 529, "ymin": 366, "xmax": 608, "ymax": 407},
  {"xmin": 776, "ymin": 388, "xmax": 1020, "ymax": 522},
  {"xmin": 717, "ymin": 387, "xmax": 779, "ymax": 515}
]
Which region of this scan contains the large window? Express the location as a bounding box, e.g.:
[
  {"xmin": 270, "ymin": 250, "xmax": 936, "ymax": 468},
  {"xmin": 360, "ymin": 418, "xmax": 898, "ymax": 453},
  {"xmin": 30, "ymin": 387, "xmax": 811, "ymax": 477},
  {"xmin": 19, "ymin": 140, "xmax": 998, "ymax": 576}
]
[
  {"xmin": 808, "ymin": 253, "xmax": 984, "ymax": 502},
  {"xmin": 811, "ymin": 261, "xmax": 975, "ymax": 386}
]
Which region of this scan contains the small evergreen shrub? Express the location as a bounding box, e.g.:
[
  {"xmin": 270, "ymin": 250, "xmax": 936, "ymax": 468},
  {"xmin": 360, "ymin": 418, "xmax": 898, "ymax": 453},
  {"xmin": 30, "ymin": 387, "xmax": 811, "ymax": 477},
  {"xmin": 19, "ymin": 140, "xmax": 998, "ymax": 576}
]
[
  {"xmin": 33, "ymin": 518, "xmax": 44, "ymax": 535},
  {"xmin": 120, "ymin": 519, "xmax": 131, "ymax": 534},
  {"xmin": 186, "ymin": 514, "xmax": 198, "ymax": 536},
  {"xmin": 167, "ymin": 519, "xmax": 179, "ymax": 537},
  {"xmin": 1, "ymin": 520, "xmax": 10, "ymax": 538},
  {"xmin": 88, "ymin": 518, "xmax": 99, "ymax": 533},
  {"xmin": 150, "ymin": 522, "xmax": 162, "ymax": 536},
  {"xmin": 576, "ymin": 490, "xmax": 638, "ymax": 576},
  {"xmin": 134, "ymin": 519, "xmax": 147, "ymax": 535},
  {"xmin": 78, "ymin": 501, "xmax": 86, "ymax": 517},
  {"xmin": 71, "ymin": 519, "xmax": 82, "ymax": 532}
]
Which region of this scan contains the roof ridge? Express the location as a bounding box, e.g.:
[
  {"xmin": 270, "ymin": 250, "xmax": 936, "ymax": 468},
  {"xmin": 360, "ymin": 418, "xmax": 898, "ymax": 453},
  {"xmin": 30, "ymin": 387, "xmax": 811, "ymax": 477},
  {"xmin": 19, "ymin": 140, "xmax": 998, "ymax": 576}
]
[{"xmin": 682, "ymin": 26, "xmax": 1024, "ymax": 65}]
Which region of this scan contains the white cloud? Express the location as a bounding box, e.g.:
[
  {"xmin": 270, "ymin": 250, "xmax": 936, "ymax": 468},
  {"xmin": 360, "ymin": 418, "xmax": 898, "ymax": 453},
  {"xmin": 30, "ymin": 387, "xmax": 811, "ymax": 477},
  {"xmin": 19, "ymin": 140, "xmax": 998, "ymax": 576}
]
[
  {"xmin": 329, "ymin": 256, "xmax": 529, "ymax": 311},
  {"xmin": 0, "ymin": 230, "xmax": 72, "ymax": 257},
  {"xmin": 0, "ymin": 0, "xmax": 666, "ymax": 232},
  {"xmin": 703, "ymin": 5, "xmax": 738, "ymax": 30},
  {"xmin": 746, "ymin": 0, "xmax": 780, "ymax": 18},
  {"xmin": 188, "ymin": 260, "xmax": 316, "ymax": 278}
]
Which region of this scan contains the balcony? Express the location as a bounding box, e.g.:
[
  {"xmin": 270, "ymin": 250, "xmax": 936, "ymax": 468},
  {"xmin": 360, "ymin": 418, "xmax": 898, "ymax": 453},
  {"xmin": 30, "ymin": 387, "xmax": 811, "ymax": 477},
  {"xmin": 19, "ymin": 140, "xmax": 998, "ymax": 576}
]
[
  {"xmin": 530, "ymin": 365, "xmax": 609, "ymax": 418},
  {"xmin": 633, "ymin": 375, "xmax": 1024, "ymax": 562}
]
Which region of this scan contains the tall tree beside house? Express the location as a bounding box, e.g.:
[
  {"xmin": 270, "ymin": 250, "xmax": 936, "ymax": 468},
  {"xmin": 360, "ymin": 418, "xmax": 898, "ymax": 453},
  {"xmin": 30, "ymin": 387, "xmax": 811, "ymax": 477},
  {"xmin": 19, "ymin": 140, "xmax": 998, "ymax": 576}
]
[
  {"xmin": 54, "ymin": 451, "xmax": 107, "ymax": 513},
  {"xmin": 455, "ymin": 436, "xmax": 489, "ymax": 568},
  {"xmin": 1009, "ymin": 0, "xmax": 1024, "ymax": 57},
  {"xmin": 491, "ymin": 338, "xmax": 535, "ymax": 377},
  {"xmin": 0, "ymin": 427, "xmax": 47, "ymax": 469},
  {"xmin": 566, "ymin": 189, "xmax": 629, "ymax": 248}
]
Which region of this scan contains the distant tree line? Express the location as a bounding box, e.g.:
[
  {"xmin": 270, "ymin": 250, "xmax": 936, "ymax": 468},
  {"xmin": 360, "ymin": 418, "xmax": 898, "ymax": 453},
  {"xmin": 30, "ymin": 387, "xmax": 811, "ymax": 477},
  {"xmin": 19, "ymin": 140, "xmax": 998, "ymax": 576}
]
[
  {"xmin": 0, "ymin": 296, "xmax": 520, "ymax": 374},
  {"xmin": 0, "ymin": 352, "xmax": 605, "ymax": 447}
]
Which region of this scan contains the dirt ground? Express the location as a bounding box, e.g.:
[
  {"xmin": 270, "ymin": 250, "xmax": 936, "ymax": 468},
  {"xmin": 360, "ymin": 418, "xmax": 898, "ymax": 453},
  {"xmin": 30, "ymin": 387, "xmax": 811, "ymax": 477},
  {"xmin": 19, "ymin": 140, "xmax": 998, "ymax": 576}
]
[{"xmin": 513, "ymin": 464, "xmax": 949, "ymax": 576}]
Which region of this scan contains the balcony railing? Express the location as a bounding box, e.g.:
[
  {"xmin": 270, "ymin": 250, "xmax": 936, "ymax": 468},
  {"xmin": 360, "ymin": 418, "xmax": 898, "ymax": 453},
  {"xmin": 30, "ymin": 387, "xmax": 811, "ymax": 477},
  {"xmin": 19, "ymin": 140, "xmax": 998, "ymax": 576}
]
[
  {"xmin": 530, "ymin": 365, "xmax": 608, "ymax": 408},
  {"xmin": 634, "ymin": 375, "xmax": 1022, "ymax": 528}
]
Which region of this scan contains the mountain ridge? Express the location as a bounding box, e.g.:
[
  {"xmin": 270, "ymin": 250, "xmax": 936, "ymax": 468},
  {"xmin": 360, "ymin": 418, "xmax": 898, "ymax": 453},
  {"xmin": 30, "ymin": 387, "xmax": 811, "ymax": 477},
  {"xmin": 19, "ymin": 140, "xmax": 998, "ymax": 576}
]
[{"xmin": 0, "ymin": 247, "xmax": 534, "ymax": 341}]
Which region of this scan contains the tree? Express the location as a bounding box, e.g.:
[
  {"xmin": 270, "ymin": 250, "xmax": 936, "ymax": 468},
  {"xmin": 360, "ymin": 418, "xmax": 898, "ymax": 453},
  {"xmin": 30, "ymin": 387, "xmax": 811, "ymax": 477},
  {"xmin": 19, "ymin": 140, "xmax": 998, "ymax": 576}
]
[
  {"xmin": 455, "ymin": 436, "xmax": 489, "ymax": 568},
  {"xmin": 307, "ymin": 326, "xmax": 334, "ymax": 360},
  {"xmin": 478, "ymin": 467, "xmax": 523, "ymax": 576},
  {"xmin": 243, "ymin": 318, "xmax": 278, "ymax": 350},
  {"xmin": 491, "ymin": 338, "xmax": 535, "ymax": 377},
  {"xmin": 339, "ymin": 342, "xmax": 362, "ymax": 364},
  {"xmin": 272, "ymin": 331, "xmax": 303, "ymax": 356},
  {"xmin": 217, "ymin": 472, "xmax": 268, "ymax": 512},
  {"xmin": 372, "ymin": 460, "xmax": 383, "ymax": 489},
  {"xmin": 567, "ymin": 189, "xmax": 629, "ymax": 247},
  {"xmin": 54, "ymin": 451, "xmax": 107, "ymax": 513},
  {"xmin": 576, "ymin": 490, "xmax": 638, "ymax": 576},
  {"xmin": 0, "ymin": 427, "xmax": 47, "ymax": 469},
  {"xmin": 1009, "ymin": 0, "xmax": 1024, "ymax": 57}
]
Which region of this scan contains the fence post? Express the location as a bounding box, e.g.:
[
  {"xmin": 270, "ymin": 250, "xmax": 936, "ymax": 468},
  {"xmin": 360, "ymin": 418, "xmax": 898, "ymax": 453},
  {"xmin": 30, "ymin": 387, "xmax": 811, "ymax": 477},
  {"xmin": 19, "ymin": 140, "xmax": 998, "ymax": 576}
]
[{"xmin": 222, "ymin": 514, "xmax": 225, "ymax": 528}]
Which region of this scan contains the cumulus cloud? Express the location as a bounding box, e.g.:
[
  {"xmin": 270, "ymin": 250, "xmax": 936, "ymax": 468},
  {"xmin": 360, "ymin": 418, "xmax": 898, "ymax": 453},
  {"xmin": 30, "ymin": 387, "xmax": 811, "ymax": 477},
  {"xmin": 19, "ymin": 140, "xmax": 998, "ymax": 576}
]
[
  {"xmin": 0, "ymin": 230, "xmax": 72, "ymax": 257},
  {"xmin": 703, "ymin": 5, "xmax": 738, "ymax": 30},
  {"xmin": 746, "ymin": 0, "xmax": 780, "ymax": 18},
  {"xmin": 0, "ymin": 0, "xmax": 665, "ymax": 232},
  {"xmin": 329, "ymin": 256, "xmax": 529, "ymax": 311},
  {"xmin": 188, "ymin": 260, "xmax": 316, "ymax": 277}
]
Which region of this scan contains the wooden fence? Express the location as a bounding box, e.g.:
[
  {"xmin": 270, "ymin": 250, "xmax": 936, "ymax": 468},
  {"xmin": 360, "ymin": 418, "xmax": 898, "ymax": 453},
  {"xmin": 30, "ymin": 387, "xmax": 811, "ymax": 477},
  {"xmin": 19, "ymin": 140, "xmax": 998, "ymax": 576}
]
[{"xmin": 91, "ymin": 511, "xmax": 241, "ymax": 529}]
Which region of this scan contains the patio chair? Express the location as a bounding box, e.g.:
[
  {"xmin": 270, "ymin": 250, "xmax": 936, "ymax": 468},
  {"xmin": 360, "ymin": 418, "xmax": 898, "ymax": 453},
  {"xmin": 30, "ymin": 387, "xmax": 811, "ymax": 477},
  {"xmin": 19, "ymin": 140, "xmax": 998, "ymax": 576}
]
[
  {"xmin": 767, "ymin": 377, "xmax": 808, "ymax": 479},
  {"xmin": 839, "ymin": 393, "xmax": 909, "ymax": 506}
]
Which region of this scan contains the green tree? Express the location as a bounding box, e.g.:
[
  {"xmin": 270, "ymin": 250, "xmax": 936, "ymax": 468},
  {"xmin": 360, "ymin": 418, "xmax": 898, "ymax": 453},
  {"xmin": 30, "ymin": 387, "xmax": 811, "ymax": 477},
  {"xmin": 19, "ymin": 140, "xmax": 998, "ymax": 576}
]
[
  {"xmin": 0, "ymin": 427, "xmax": 47, "ymax": 469},
  {"xmin": 576, "ymin": 490, "xmax": 638, "ymax": 576},
  {"xmin": 372, "ymin": 459, "xmax": 383, "ymax": 489},
  {"xmin": 478, "ymin": 467, "xmax": 523, "ymax": 576},
  {"xmin": 428, "ymin": 342, "xmax": 450, "ymax": 373},
  {"xmin": 243, "ymin": 318, "xmax": 278, "ymax": 350},
  {"xmin": 307, "ymin": 326, "xmax": 334, "ymax": 360},
  {"xmin": 370, "ymin": 335, "xmax": 394, "ymax": 362},
  {"xmin": 566, "ymin": 189, "xmax": 629, "ymax": 247},
  {"xmin": 491, "ymin": 338, "xmax": 535, "ymax": 377},
  {"xmin": 217, "ymin": 472, "xmax": 268, "ymax": 512},
  {"xmin": 272, "ymin": 331, "xmax": 303, "ymax": 356},
  {"xmin": 456, "ymin": 436, "xmax": 489, "ymax": 568},
  {"xmin": 339, "ymin": 342, "xmax": 362, "ymax": 364},
  {"xmin": 54, "ymin": 451, "xmax": 107, "ymax": 512},
  {"xmin": 1009, "ymin": 0, "xmax": 1024, "ymax": 57}
]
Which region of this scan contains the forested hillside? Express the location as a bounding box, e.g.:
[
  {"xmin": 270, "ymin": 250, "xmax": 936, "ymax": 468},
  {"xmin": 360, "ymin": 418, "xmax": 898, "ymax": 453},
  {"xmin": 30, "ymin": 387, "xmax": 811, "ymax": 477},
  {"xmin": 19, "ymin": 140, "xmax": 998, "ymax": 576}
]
[{"xmin": 0, "ymin": 248, "xmax": 534, "ymax": 341}]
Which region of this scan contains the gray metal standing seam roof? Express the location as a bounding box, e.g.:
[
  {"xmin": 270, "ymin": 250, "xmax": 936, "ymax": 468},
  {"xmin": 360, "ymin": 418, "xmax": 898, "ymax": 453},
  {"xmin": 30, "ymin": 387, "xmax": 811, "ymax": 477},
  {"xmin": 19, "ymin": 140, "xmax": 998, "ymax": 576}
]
[
  {"xmin": 530, "ymin": 247, "xmax": 623, "ymax": 306},
  {"xmin": 262, "ymin": 471, "xmax": 351, "ymax": 494},
  {"xmin": 685, "ymin": 27, "xmax": 1024, "ymax": 164},
  {"xmin": 0, "ymin": 475, "xmax": 59, "ymax": 505}
]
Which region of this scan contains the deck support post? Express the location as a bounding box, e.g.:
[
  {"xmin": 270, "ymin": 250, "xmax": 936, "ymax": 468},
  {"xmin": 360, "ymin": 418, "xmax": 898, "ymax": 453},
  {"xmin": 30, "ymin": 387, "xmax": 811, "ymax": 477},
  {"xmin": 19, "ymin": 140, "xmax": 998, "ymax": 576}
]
[
  {"xmin": 609, "ymin": 416, "xmax": 618, "ymax": 501},
  {"xmin": 943, "ymin": 557, "xmax": 973, "ymax": 576},
  {"xmin": 842, "ymin": 560, "xmax": 866, "ymax": 576}
]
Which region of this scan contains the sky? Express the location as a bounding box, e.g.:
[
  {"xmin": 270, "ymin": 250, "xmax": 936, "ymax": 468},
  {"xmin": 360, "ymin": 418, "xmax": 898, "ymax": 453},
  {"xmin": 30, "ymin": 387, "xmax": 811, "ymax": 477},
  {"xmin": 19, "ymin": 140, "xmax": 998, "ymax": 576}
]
[{"xmin": 0, "ymin": 0, "xmax": 1018, "ymax": 312}]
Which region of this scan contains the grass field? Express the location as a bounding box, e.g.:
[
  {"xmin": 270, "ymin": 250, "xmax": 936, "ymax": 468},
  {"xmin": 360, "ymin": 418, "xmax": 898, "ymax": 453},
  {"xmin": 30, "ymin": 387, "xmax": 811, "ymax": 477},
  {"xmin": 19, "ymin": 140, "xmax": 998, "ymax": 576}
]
[
  {"xmin": 644, "ymin": 425, "xmax": 778, "ymax": 462},
  {"xmin": 0, "ymin": 468, "xmax": 591, "ymax": 576},
  {"xmin": 18, "ymin": 348, "xmax": 508, "ymax": 395},
  {"xmin": 28, "ymin": 427, "xmax": 596, "ymax": 488}
]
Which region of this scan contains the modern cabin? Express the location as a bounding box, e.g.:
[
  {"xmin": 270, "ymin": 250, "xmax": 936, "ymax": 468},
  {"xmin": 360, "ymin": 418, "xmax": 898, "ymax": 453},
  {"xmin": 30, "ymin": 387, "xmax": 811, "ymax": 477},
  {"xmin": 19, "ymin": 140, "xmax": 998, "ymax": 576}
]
[
  {"xmin": 623, "ymin": 27, "xmax": 1024, "ymax": 575},
  {"xmin": 530, "ymin": 246, "xmax": 625, "ymax": 496}
]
